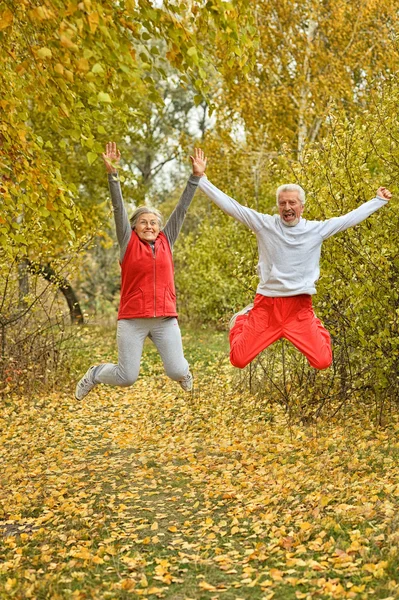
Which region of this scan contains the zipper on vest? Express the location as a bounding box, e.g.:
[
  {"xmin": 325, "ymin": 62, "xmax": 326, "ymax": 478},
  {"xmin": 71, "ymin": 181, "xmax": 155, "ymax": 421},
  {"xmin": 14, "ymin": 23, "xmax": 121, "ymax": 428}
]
[{"xmin": 153, "ymin": 246, "xmax": 156, "ymax": 317}]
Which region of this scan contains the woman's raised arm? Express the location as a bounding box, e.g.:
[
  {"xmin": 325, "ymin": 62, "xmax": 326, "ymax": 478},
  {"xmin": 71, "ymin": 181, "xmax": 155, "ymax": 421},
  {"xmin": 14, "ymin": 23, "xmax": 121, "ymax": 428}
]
[
  {"xmin": 102, "ymin": 142, "xmax": 132, "ymax": 261},
  {"xmin": 163, "ymin": 148, "xmax": 207, "ymax": 249}
]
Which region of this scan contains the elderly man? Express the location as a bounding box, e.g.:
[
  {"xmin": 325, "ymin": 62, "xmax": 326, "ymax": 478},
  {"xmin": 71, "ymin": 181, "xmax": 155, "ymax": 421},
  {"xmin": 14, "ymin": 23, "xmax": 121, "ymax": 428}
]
[{"xmin": 190, "ymin": 148, "xmax": 392, "ymax": 370}]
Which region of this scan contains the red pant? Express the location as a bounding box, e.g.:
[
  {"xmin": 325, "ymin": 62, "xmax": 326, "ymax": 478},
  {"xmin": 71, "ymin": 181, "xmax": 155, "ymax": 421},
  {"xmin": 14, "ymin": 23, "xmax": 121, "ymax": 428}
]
[{"xmin": 229, "ymin": 294, "xmax": 332, "ymax": 370}]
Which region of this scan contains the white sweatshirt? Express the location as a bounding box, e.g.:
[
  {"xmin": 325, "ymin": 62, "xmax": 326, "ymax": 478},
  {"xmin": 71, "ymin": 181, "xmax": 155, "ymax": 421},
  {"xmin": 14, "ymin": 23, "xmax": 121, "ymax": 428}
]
[{"xmin": 198, "ymin": 177, "xmax": 388, "ymax": 297}]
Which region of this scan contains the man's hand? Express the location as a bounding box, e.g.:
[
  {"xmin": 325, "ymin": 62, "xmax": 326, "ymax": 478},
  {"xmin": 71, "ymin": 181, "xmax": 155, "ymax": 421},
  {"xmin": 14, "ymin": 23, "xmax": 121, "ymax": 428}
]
[
  {"xmin": 376, "ymin": 186, "xmax": 392, "ymax": 201},
  {"xmin": 102, "ymin": 141, "xmax": 121, "ymax": 174},
  {"xmin": 190, "ymin": 147, "xmax": 207, "ymax": 177}
]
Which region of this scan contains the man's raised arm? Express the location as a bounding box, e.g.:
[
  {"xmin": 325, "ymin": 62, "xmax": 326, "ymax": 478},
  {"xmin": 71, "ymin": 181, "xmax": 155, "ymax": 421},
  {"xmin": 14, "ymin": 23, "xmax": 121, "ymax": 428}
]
[
  {"xmin": 192, "ymin": 148, "xmax": 265, "ymax": 233},
  {"xmin": 318, "ymin": 186, "xmax": 392, "ymax": 241}
]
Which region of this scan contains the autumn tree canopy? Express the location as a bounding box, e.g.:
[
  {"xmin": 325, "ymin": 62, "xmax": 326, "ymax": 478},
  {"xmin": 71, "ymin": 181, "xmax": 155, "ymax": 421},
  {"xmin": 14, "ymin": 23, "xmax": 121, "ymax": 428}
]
[{"xmin": 0, "ymin": 0, "xmax": 257, "ymax": 262}]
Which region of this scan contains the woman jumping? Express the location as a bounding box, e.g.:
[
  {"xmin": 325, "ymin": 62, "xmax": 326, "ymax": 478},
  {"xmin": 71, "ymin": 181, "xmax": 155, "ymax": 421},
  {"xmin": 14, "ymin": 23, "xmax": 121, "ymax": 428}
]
[{"xmin": 75, "ymin": 142, "xmax": 206, "ymax": 399}]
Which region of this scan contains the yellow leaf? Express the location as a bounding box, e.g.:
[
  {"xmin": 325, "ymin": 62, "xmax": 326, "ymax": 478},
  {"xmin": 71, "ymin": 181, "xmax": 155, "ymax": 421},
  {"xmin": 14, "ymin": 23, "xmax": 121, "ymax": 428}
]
[
  {"xmin": 151, "ymin": 521, "xmax": 158, "ymax": 530},
  {"xmin": 269, "ymin": 568, "xmax": 283, "ymax": 581},
  {"xmin": 121, "ymin": 579, "xmax": 136, "ymax": 591},
  {"xmin": 64, "ymin": 70, "xmax": 74, "ymax": 82},
  {"xmin": 41, "ymin": 553, "xmax": 52, "ymax": 562},
  {"xmin": 87, "ymin": 11, "xmax": 99, "ymax": 33},
  {"xmin": 0, "ymin": 9, "xmax": 13, "ymax": 30},
  {"xmin": 54, "ymin": 63, "xmax": 64, "ymax": 75},
  {"xmin": 320, "ymin": 495, "xmax": 331, "ymax": 507},
  {"xmin": 60, "ymin": 35, "xmax": 78, "ymax": 51},
  {"xmin": 231, "ymin": 526, "xmax": 239, "ymax": 534},
  {"xmin": 76, "ymin": 58, "xmax": 89, "ymax": 72},
  {"xmin": 199, "ymin": 581, "xmax": 217, "ymax": 591},
  {"xmin": 5, "ymin": 579, "xmax": 17, "ymax": 591},
  {"xmin": 30, "ymin": 6, "xmax": 53, "ymax": 20},
  {"xmin": 59, "ymin": 103, "xmax": 70, "ymax": 118},
  {"xmin": 37, "ymin": 47, "xmax": 52, "ymax": 59},
  {"xmin": 168, "ymin": 526, "xmax": 177, "ymax": 533},
  {"xmin": 74, "ymin": 548, "xmax": 92, "ymax": 560},
  {"xmin": 260, "ymin": 579, "xmax": 273, "ymax": 588}
]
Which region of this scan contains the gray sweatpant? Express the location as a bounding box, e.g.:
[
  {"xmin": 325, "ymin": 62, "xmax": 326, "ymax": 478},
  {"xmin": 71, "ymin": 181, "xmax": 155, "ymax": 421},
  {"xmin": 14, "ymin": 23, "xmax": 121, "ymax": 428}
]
[{"xmin": 93, "ymin": 317, "xmax": 189, "ymax": 387}]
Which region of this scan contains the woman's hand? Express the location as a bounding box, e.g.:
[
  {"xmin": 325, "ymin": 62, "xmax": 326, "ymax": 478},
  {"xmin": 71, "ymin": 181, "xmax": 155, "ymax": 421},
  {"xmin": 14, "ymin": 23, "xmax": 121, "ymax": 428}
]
[
  {"xmin": 190, "ymin": 147, "xmax": 207, "ymax": 177},
  {"xmin": 102, "ymin": 141, "xmax": 121, "ymax": 174}
]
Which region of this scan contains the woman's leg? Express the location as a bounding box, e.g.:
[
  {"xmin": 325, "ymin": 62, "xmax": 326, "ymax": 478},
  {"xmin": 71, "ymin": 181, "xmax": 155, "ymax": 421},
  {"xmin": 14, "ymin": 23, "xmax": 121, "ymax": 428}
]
[
  {"xmin": 94, "ymin": 319, "xmax": 149, "ymax": 386},
  {"xmin": 150, "ymin": 317, "xmax": 190, "ymax": 381}
]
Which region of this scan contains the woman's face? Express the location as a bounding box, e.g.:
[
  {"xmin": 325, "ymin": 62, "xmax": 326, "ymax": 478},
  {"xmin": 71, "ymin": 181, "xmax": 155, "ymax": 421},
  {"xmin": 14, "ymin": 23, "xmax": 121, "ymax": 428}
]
[{"xmin": 135, "ymin": 213, "xmax": 160, "ymax": 242}]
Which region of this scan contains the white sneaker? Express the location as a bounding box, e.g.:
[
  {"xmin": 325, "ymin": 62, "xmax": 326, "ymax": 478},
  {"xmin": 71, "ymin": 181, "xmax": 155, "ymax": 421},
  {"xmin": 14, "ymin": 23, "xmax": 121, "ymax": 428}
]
[
  {"xmin": 75, "ymin": 366, "xmax": 97, "ymax": 400},
  {"xmin": 229, "ymin": 303, "xmax": 254, "ymax": 330},
  {"xmin": 179, "ymin": 370, "xmax": 193, "ymax": 392}
]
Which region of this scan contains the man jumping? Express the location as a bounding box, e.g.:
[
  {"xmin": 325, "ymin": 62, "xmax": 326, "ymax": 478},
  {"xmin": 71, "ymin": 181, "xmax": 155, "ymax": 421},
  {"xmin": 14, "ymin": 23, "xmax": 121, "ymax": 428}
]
[{"xmin": 191, "ymin": 148, "xmax": 392, "ymax": 370}]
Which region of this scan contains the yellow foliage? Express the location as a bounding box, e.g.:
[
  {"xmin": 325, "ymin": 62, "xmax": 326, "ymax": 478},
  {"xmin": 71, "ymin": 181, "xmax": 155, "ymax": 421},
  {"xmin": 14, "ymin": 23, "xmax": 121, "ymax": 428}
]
[{"xmin": 0, "ymin": 9, "xmax": 13, "ymax": 29}]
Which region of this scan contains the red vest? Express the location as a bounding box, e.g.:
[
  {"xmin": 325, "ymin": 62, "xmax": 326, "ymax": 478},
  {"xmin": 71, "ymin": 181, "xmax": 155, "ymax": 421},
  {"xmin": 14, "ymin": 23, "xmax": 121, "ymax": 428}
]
[{"xmin": 118, "ymin": 231, "xmax": 177, "ymax": 319}]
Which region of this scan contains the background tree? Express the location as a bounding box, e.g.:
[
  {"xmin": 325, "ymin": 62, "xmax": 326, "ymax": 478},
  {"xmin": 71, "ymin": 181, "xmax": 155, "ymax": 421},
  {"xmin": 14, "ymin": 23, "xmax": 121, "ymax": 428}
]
[{"xmin": 207, "ymin": 0, "xmax": 399, "ymax": 157}]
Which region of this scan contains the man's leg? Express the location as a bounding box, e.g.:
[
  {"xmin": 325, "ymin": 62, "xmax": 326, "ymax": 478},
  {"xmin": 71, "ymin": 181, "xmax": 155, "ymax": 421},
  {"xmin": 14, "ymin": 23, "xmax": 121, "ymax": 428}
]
[
  {"xmin": 283, "ymin": 297, "xmax": 332, "ymax": 370},
  {"xmin": 229, "ymin": 295, "xmax": 282, "ymax": 369}
]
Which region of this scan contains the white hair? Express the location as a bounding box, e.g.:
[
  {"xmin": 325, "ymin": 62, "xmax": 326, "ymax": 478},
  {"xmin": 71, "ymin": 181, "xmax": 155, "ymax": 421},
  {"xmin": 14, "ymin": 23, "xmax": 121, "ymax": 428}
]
[
  {"xmin": 130, "ymin": 206, "xmax": 164, "ymax": 229},
  {"xmin": 276, "ymin": 184, "xmax": 306, "ymax": 206}
]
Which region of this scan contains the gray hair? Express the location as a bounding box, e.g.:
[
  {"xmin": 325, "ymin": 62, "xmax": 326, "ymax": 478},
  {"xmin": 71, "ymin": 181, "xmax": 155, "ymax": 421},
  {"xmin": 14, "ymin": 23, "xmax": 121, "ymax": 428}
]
[
  {"xmin": 276, "ymin": 184, "xmax": 306, "ymax": 206},
  {"xmin": 130, "ymin": 206, "xmax": 164, "ymax": 230}
]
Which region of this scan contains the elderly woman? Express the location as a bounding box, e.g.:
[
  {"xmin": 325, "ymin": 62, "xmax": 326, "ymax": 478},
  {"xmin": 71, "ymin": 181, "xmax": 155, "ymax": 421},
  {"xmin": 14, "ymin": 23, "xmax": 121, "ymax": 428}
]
[{"xmin": 75, "ymin": 142, "xmax": 206, "ymax": 400}]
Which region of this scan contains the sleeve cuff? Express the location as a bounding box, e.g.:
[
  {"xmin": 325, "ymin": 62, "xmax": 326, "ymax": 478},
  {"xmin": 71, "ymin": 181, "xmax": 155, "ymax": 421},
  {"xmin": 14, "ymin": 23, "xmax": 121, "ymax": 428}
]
[
  {"xmin": 188, "ymin": 174, "xmax": 202, "ymax": 184},
  {"xmin": 375, "ymin": 195, "xmax": 388, "ymax": 203},
  {"xmin": 198, "ymin": 175, "xmax": 209, "ymax": 188}
]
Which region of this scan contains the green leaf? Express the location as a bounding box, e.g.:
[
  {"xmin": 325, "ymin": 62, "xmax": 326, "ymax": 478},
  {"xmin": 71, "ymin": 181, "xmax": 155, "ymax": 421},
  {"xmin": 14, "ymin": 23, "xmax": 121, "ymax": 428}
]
[
  {"xmin": 37, "ymin": 47, "xmax": 52, "ymax": 59},
  {"xmin": 87, "ymin": 152, "xmax": 98, "ymax": 165},
  {"xmin": 98, "ymin": 92, "xmax": 112, "ymax": 103},
  {"xmin": 186, "ymin": 46, "xmax": 199, "ymax": 65},
  {"xmin": 91, "ymin": 63, "xmax": 105, "ymax": 74}
]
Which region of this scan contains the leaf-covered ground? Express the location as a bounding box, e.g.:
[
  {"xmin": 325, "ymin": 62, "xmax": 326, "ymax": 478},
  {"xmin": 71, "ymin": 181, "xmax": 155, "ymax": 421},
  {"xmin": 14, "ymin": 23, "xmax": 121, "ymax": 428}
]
[{"xmin": 1, "ymin": 327, "xmax": 399, "ymax": 599}]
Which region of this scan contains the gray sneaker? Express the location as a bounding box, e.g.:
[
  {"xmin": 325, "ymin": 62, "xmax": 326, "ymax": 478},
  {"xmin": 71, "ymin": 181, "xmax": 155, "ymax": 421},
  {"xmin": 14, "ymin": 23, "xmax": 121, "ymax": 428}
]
[
  {"xmin": 179, "ymin": 370, "xmax": 193, "ymax": 392},
  {"xmin": 229, "ymin": 303, "xmax": 254, "ymax": 330},
  {"xmin": 75, "ymin": 366, "xmax": 97, "ymax": 400}
]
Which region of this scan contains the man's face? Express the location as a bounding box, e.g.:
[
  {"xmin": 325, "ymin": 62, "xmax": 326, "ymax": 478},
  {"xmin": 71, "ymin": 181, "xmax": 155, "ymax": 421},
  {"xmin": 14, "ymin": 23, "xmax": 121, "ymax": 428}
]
[
  {"xmin": 135, "ymin": 213, "xmax": 160, "ymax": 242},
  {"xmin": 278, "ymin": 191, "xmax": 304, "ymax": 227}
]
